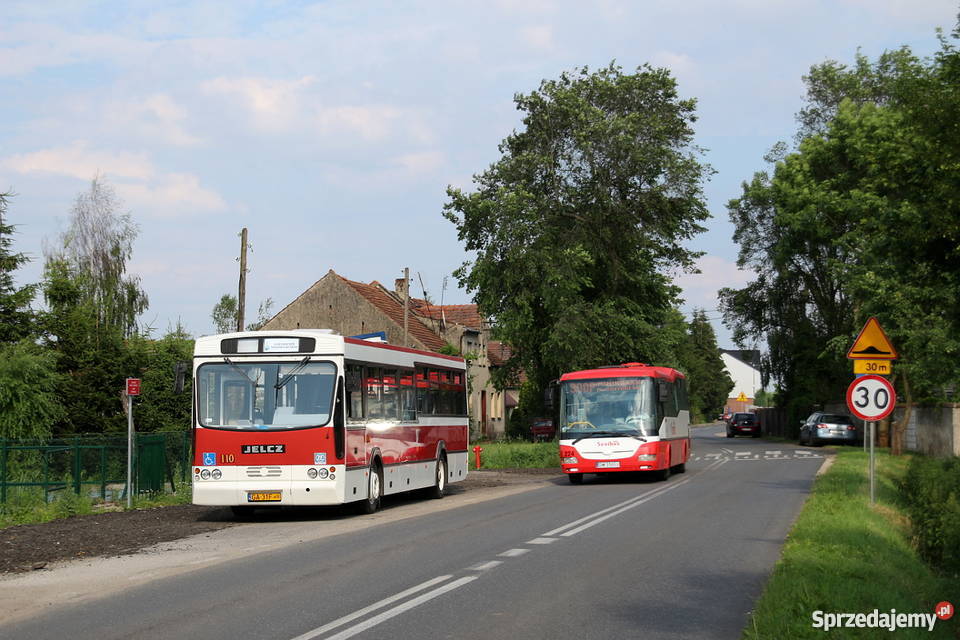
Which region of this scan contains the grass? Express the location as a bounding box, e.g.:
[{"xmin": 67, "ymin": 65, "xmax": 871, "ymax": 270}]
[
  {"xmin": 744, "ymin": 448, "xmax": 959, "ymax": 639},
  {"xmin": 0, "ymin": 476, "xmax": 193, "ymax": 529},
  {"xmin": 473, "ymin": 440, "xmax": 559, "ymax": 469}
]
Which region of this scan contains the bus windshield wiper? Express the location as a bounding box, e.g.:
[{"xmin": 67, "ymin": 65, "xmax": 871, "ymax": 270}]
[
  {"xmin": 224, "ymin": 357, "xmax": 260, "ymax": 387},
  {"xmin": 572, "ymin": 430, "xmax": 628, "ymax": 445},
  {"xmin": 275, "ymin": 356, "xmax": 312, "ymax": 390}
]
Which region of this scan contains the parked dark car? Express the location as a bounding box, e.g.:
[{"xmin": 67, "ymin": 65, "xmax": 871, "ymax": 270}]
[
  {"xmin": 531, "ymin": 417, "xmax": 555, "ymax": 441},
  {"xmin": 799, "ymin": 413, "xmax": 859, "ymax": 446},
  {"xmin": 727, "ymin": 412, "xmax": 760, "ymax": 438}
]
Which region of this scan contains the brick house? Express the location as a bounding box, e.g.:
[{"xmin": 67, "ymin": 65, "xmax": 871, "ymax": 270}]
[{"xmin": 260, "ymin": 270, "xmax": 516, "ymax": 438}]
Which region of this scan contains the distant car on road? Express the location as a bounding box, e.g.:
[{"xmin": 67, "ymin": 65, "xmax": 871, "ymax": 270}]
[
  {"xmin": 726, "ymin": 412, "xmax": 760, "ymax": 438},
  {"xmin": 799, "ymin": 412, "xmax": 859, "ymax": 446}
]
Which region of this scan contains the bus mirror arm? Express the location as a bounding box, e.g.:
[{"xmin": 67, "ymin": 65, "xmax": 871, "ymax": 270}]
[{"xmin": 173, "ymin": 361, "xmax": 188, "ymax": 394}]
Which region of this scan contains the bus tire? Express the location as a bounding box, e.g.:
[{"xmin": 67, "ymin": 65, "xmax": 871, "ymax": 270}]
[
  {"xmin": 659, "ymin": 465, "xmax": 672, "ymax": 481},
  {"xmin": 358, "ymin": 461, "xmax": 382, "ymax": 514},
  {"xmin": 567, "ymin": 473, "xmax": 583, "ymax": 485},
  {"xmin": 427, "ymin": 455, "xmax": 447, "ymax": 499},
  {"xmin": 674, "ymin": 462, "xmax": 686, "ymax": 474}
]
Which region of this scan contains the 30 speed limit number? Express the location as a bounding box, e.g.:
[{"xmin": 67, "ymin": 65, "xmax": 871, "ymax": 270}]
[{"xmin": 846, "ymin": 374, "xmax": 896, "ymax": 421}]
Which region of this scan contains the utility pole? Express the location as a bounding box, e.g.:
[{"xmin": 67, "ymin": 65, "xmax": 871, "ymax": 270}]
[
  {"xmin": 403, "ymin": 267, "xmax": 410, "ymax": 347},
  {"xmin": 237, "ymin": 227, "xmax": 247, "ymax": 332}
]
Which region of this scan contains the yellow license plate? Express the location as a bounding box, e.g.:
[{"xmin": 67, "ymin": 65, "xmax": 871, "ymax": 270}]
[{"xmin": 247, "ymin": 491, "xmax": 282, "ymax": 502}]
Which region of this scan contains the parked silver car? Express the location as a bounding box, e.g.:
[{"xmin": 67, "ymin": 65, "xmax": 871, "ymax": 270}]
[{"xmin": 799, "ymin": 412, "xmax": 859, "ymax": 446}]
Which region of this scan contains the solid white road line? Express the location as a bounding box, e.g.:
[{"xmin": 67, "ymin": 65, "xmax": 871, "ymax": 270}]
[
  {"xmin": 289, "ymin": 574, "xmax": 455, "ymax": 640},
  {"xmin": 559, "ymin": 478, "xmax": 692, "ymax": 537},
  {"xmin": 321, "ymin": 577, "xmax": 478, "ymax": 640}
]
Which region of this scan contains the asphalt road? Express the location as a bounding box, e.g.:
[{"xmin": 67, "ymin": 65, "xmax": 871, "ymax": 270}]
[{"xmin": 0, "ymin": 428, "xmax": 826, "ymax": 640}]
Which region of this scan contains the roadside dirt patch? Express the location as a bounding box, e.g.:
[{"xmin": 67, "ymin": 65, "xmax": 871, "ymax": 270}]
[{"xmin": 1, "ymin": 469, "xmax": 559, "ymax": 574}]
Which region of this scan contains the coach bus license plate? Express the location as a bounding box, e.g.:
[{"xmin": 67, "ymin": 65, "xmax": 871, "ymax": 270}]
[
  {"xmin": 596, "ymin": 461, "xmax": 620, "ymax": 469},
  {"xmin": 247, "ymin": 491, "xmax": 282, "ymax": 502}
]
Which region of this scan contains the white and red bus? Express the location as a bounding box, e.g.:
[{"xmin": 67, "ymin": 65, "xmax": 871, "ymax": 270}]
[
  {"xmin": 190, "ymin": 330, "xmax": 468, "ymax": 516},
  {"xmin": 557, "ymin": 363, "xmax": 690, "ymax": 484}
]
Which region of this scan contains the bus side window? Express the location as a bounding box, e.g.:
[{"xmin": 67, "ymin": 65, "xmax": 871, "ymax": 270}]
[
  {"xmin": 346, "ymin": 364, "xmax": 364, "ymax": 421},
  {"xmin": 367, "ymin": 367, "xmax": 384, "ymax": 420},
  {"xmin": 400, "ymin": 370, "xmax": 416, "ymax": 421},
  {"xmin": 382, "ymin": 369, "xmax": 399, "ymax": 420}
]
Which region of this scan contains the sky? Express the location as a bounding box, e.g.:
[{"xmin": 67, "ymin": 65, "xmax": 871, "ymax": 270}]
[{"xmin": 1, "ymin": 0, "xmax": 956, "ymax": 348}]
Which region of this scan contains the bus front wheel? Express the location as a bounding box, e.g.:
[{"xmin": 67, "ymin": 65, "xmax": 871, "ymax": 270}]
[
  {"xmin": 359, "ymin": 462, "xmax": 382, "ymax": 514},
  {"xmin": 567, "ymin": 473, "xmax": 583, "ymax": 485},
  {"xmin": 427, "ymin": 455, "xmax": 447, "ymax": 499}
]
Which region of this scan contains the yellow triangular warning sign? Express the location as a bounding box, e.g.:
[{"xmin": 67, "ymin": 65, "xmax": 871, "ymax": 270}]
[
  {"xmin": 847, "ymin": 317, "xmax": 898, "ymax": 360},
  {"xmin": 736, "ymin": 392, "xmax": 748, "ymax": 402}
]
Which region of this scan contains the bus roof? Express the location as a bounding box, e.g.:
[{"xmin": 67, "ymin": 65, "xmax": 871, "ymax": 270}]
[
  {"xmin": 193, "ymin": 329, "xmax": 465, "ymax": 367},
  {"xmin": 559, "ymin": 363, "xmax": 685, "ymax": 383}
]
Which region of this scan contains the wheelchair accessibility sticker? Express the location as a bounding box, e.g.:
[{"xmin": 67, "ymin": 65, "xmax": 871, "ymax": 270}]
[
  {"xmin": 203, "ymin": 452, "xmax": 216, "ymax": 466},
  {"xmin": 314, "ymin": 452, "xmax": 327, "ymax": 465}
]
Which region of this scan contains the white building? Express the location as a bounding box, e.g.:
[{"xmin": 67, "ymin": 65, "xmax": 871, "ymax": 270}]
[{"xmin": 720, "ymin": 350, "xmax": 765, "ymax": 412}]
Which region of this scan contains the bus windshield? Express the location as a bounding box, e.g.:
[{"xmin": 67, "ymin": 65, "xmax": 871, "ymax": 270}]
[
  {"xmin": 197, "ymin": 360, "xmax": 337, "ymax": 430},
  {"xmin": 560, "ymin": 377, "xmax": 657, "ymax": 438}
]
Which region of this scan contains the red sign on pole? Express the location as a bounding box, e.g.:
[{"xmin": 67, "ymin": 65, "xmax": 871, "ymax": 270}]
[{"xmin": 126, "ymin": 378, "xmax": 141, "ymax": 396}]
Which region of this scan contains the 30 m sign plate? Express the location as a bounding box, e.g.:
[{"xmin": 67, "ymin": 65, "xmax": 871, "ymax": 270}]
[{"xmin": 846, "ymin": 375, "xmax": 896, "ymax": 421}]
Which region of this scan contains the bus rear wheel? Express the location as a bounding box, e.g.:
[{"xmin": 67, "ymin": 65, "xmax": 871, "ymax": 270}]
[{"xmin": 567, "ymin": 473, "xmax": 583, "ymax": 485}]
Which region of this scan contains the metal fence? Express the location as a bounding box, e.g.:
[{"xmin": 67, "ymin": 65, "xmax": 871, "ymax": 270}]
[{"xmin": 0, "ymin": 431, "xmax": 191, "ymax": 506}]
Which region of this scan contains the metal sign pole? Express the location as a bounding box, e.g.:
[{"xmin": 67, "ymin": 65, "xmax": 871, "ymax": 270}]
[
  {"xmin": 869, "ymin": 421, "xmax": 876, "ymax": 505},
  {"xmin": 126, "ymin": 394, "xmax": 134, "ymax": 509}
]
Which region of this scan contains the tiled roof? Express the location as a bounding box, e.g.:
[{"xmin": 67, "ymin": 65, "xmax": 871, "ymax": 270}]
[
  {"xmin": 337, "ymin": 274, "xmax": 447, "ymax": 352},
  {"xmin": 411, "ymin": 302, "xmax": 485, "ymax": 330}
]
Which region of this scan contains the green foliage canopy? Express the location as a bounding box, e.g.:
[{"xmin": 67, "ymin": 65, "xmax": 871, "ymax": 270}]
[
  {"xmin": 445, "ymin": 63, "xmax": 711, "ymax": 402},
  {"xmin": 721, "ymin": 35, "xmax": 960, "ymax": 420}
]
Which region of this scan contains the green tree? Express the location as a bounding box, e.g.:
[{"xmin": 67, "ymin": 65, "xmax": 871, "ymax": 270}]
[
  {"xmin": 0, "ymin": 192, "xmax": 39, "ymax": 344},
  {"xmin": 680, "ymin": 310, "xmax": 733, "ymax": 422},
  {"xmin": 445, "ymin": 63, "xmax": 711, "ymax": 413},
  {"xmin": 212, "ymin": 294, "xmax": 274, "ymax": 333},
  {"xmin": 42, "ymin": 176, "xmax": 149, "ymax": 434},
  {"xmin": 211, "ymin": 294, "xmax": 238, "ymax": 333},
  {"xmin": 721, "ymin": 34, "xmax": 960, "ymax": 435},
  {"xmin": 126, "ymin": 324, "xmax": 194, "ymax": 432},
  {"xmin": 0, "ymin": 341, "xmax": 64, "ymax": 440}
]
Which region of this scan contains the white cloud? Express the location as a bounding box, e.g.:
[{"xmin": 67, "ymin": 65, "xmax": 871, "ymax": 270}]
[
  {"xmin": 391, "ymin": 150, "xmax": 445, "ymax": 175},
  {"xmin": 203, "ymin": 75, "xmax": 316, "ymax": 131},
  {"xmin": 2, "ymin": 141, "xmax": 153, "ymax": 180},
  {"xmin": 2, "ymin": 142, "xmax": 226, "ymax": 216},
  {"xmin": 520, "ymin": 25, "xmax": 554, "ymax": 50},
  {"xmin": 116, "ymin": 173, "xmax": 226, "ymax": 216},
  {"xmin": 675, "ymin": 254, "xmax": 753, "ymax": 311}
]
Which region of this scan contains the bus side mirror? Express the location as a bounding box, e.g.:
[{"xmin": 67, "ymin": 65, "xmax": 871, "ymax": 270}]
[
  {"xmin": 543, "ymin": 380, "xmax": 557, "ymax": 411},
  {"xmin": 658, "ymin": 382, "xmax": 670, "ymax": 402},
  {"xmin": 173, "ymin": 361, "xmax": 188, "ymax": 394}
]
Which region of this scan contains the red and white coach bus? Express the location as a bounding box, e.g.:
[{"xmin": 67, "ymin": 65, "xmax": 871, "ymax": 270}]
[
  {"xmin": 557, "ymin": 363, "xmax": 690, "ymax": 484},
  {"xmin": 190, "ymin": 330, "xmax": 468, "ymax": 516}
]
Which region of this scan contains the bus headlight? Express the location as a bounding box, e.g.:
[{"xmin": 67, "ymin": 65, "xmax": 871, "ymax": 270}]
[
  {"xmin": 200, "ymin": 469, "xmax": 211, "ymax": 480},
  {"xmin": 307, "ymin": 468, "xmax": 318, "ymax": 479},
  {"xmin": 637, "ymin": 454, "xmax": 657, "ymax": 461},
  {"xmin": 317, "ymin": 468, "xmax": 330, "ymax": 479},
  {"xmin": 561, "ymin": 456, "xmax": 578, "ymax": 464},
  {"xmin": 211, "ymin": 469, "xmax": 222, "ymax": 480}
]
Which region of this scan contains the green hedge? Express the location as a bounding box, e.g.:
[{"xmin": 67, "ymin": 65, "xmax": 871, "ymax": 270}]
[{"xmin": 900, "ymin": 455, "xmax": 960, "ymax": 575}]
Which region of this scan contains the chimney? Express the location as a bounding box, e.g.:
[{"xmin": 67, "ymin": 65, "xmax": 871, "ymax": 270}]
[{"xmin": 395, "ymin": 277, "xmax": 408, "ymax": 298}]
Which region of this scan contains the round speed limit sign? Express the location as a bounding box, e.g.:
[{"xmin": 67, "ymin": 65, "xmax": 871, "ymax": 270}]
[{"xmin": 846, "ymin": 375, "xmax": 896, "ymax": 421}]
